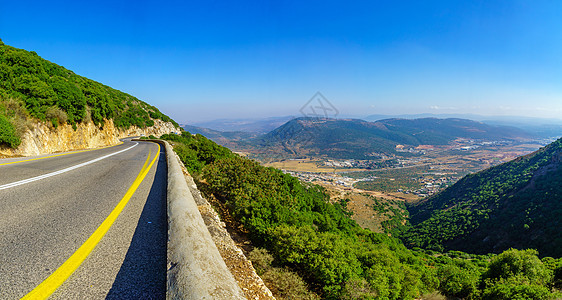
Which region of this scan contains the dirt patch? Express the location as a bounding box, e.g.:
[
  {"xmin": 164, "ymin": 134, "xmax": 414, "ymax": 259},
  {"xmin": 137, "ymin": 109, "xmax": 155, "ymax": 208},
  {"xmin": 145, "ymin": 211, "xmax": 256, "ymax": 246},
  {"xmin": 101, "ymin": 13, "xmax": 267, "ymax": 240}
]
[
  {"xmin": 316, "ymin": 183, "xmax": 410, "ymax": 233},
  {"xmin": 264, "ymin": 159, "xmax": 368, "ymax": 173},
  {"xmin": 345, "ymin": 192, "xmax": 385, "ymax": 232}
]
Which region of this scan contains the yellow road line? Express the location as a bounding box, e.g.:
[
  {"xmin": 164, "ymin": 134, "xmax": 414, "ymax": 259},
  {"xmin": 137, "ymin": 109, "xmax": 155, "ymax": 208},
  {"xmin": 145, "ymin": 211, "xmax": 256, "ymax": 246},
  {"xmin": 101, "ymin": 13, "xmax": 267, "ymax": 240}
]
[
  {"xmin": 21, "ymin": 142, "xmax": 160, "ymax": 300},
  {"xmin": 0, "ymin": 142, "xmax": 124, "ymax": 167}
]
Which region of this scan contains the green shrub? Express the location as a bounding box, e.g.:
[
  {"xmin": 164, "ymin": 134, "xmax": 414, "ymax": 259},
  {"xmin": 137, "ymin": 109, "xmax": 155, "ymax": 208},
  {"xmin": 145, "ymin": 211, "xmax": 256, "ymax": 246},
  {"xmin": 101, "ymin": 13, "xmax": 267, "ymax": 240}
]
[
  {"xmin": 478, "ymin": 249, "xmax": 558, "ymax": 300},
  {"xmin": 341, "ymin": 277, "xmax": 379, "ymax": 300},
  {"xmin": 248, "ymin": 248, "xmax": 274, "ymax": 275},
  {"xmin": 482, "ymin": 280, "xmax": 551, "ymax": 300},
  {"xmin": 248, "ymin": 248, "xmax": 320, "ymax": 299},
  {"xmin": 262, "ymin": 267, "xmax": 320, "ymax": 300},
  {"xmin": 437, "ymin": 262, "xmax": 480, "ymax": 299},
  {"xmin": 0, "ymin": 114, "xmax": 21, "ymax": 148},
  {"xmin": 482, "ymin": 249, "xmax": 552, "ymax": 286},
  {"xmin": 45, "ymin": 106, "xmax": 68, "ymax": 127},
  {"xmin": 161, "ymin": 132, "xmax": 232, "ymax": 174}
]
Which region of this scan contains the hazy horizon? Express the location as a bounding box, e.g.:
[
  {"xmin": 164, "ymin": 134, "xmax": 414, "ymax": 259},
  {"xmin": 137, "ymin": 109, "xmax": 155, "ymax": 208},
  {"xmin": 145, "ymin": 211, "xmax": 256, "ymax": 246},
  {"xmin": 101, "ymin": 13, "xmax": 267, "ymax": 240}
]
[
  {"xmin": 188, "ymin": 112, "xmax": 562, "ymax": 125},
  {"xmin": 2, "ymin": 1, "xmax": 561, "ymax": 123}
]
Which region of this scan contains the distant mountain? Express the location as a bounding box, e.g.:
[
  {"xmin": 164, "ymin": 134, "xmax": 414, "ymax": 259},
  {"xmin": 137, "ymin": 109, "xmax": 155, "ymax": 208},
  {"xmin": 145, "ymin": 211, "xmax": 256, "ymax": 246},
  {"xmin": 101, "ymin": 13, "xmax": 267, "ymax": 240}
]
[
  {"xmin": 365, "ymin": 113, "xmax": 486, "ymax": 122},
  {"xmin": 366, "ymin": 113, "xmax": 562, "ymax": 125},
  {"xmin": 254, "ymin": 117, "xmax": 533, "ymax": 159},
  {"xmin": 482, "ymin": 121, "xmax": 562, "ymax": 139},
  {"xmin": 191, "ymin": 116, "xmax": 295, "ymax": 134},
  {"xmin": 366, "ymin": 113, "xmax": 562, "ymax": 138},
  {"xmin": 181, "ymin": 124, "xmax": 256, "ymax": 148},
  {"xmin": 402, "ymin": 137, "xmax": 562, "ymax": 257}
]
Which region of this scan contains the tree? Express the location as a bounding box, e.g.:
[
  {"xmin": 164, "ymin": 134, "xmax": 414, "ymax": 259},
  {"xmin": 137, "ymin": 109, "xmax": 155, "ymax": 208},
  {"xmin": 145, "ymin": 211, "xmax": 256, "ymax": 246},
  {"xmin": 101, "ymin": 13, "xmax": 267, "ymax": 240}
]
[{"xmin": 482, "ymin": 249, "xmax": 552, "ymax": 286}]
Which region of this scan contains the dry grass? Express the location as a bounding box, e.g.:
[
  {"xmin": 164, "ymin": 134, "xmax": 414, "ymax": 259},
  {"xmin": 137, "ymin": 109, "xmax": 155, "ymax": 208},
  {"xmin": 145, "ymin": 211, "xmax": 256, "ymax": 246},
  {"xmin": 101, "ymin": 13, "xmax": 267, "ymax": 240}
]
[
  {"xmin": 46, "ymin": 106, "xmax": 68, "ymax": 126},
  {"xmin": 419, "ymin": 291, "xmax": 448, "ymax": 300},
  {"xmin": 265, "ymin": 159, "xmax": 368, "ymax": 173},
  {"xmin": 248, "ymin": 248, "xmax": 320, "ymax": 300},
  {"xmin": 1, "ymin": 96, "xmax": 32, "ymax": 136},
  {"xmin": 345, "ymin": 192, "xmax": 386, "ymax": 232}
]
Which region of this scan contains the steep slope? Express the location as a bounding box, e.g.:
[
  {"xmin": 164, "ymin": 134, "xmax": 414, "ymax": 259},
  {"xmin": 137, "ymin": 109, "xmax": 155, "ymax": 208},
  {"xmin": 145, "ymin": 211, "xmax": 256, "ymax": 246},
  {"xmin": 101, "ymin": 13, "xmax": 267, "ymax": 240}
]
[
  {"xmin": 0, "ymin": 40, "xmax": 179, "ymax": 155},
  {"xmin": 254, "ymin": 117, "xmax": 531, "ymax": 159},
  {"xmin": 403, "ymin": 137, "xmax": 562, "ymax": 257}
]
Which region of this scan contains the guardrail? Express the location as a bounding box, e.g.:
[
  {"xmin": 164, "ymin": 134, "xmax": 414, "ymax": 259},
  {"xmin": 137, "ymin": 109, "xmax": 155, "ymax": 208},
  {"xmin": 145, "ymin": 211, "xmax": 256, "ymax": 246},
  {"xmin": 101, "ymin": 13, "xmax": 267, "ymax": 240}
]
[{"xmin": 135, "ymin": 139, "xmax": 245, "ymax": 299}]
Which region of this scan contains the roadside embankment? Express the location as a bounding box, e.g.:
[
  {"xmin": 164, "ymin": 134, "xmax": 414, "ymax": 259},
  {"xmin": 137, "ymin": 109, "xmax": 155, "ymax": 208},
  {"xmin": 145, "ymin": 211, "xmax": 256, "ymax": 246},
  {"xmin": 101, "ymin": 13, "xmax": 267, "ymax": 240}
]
[
  {"xmin": 157, "ymin": 139, "xmax": 246, "ymax": 299},
  {"xmin": 0, "ymin": 119, "xmax": 178, "ymax": 157},
  {"xmin": 184, "ymin": 168, "xmax": 275, "ymax": 299}
]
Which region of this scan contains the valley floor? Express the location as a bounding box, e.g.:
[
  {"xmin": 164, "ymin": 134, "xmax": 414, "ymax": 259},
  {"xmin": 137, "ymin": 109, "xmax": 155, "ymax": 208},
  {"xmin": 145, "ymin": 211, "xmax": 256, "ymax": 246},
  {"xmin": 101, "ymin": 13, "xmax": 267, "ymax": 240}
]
[{"xmin": 261, "ymin": 138, "xmax": 552, "ymax": 233}]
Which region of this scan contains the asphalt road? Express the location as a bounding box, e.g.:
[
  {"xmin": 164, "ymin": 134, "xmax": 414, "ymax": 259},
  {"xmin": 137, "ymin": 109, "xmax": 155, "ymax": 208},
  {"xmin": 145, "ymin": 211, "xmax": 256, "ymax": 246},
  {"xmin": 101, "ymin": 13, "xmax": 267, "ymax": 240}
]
[{"xmin": 0, "ymin": 139, "xmax": 167, "ymax": 299}]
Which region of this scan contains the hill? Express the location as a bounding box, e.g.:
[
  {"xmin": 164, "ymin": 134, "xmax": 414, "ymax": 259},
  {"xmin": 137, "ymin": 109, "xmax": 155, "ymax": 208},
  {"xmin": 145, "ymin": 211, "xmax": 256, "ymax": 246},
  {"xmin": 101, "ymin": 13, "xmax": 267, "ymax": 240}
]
[
  {"xmin": 254, "ymin": 117, "xmax": 531, "ymax": 159},
  {"xmin": 402, "ymin": 137, "xmax": 562, "ymax": 257},
  {"xmin": 181, "ymin": 124, "xmax": 256, "ymax": 148},
  {"xmin": 0, "ymin": 40, "xmax": 177, "ymax": 150}
]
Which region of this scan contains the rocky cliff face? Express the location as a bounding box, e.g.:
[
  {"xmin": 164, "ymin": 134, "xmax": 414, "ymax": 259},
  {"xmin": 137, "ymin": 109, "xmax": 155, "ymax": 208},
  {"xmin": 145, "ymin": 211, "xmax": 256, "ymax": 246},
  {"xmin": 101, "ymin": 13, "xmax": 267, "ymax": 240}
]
[
  {"xmin": 0, "ymin": 119, "xmax": 179, "ymax": 157},
  {"xmin": 117, "ymin": 119, "xmax": 179, "ymax": 139}
]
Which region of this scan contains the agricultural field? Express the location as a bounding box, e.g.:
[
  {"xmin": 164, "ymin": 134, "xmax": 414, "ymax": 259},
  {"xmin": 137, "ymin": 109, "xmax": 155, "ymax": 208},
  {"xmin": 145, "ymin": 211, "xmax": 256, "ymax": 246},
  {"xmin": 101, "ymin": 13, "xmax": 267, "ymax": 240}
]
[
  {"xmin": 264, "ymin": 139, "xmax": 551, "ymax": 203},
  {"xmin": 259, "ymin": 139, "xmax": 552, "ymax": 236},
  {"xmin": 264, "ymin": 158, "xmax": 368, "ymax": 173}
]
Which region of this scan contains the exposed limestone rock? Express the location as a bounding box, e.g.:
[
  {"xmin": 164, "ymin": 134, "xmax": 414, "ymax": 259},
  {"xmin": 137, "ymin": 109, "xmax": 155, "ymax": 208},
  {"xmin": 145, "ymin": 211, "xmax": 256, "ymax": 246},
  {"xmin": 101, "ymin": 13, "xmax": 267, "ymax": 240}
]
[
  {"xmin": 0, "ymin": 118, "xmax": 179, "ymax": 157},
  {"xmin": 117, "ymin": 119, "xmax": 180, "ymax": 140}
]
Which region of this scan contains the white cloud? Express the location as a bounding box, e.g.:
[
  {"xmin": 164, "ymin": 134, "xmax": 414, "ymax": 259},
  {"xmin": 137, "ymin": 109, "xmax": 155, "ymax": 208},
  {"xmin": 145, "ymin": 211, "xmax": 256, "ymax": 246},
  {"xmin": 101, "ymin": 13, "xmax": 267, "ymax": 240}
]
[{"xmin": 430, "ymin": 105, "xmax": 458, "ymax": 110}]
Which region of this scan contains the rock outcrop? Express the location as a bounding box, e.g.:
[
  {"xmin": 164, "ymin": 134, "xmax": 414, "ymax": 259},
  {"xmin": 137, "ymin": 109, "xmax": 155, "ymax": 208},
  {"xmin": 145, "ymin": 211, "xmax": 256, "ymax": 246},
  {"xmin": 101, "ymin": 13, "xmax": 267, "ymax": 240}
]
[
  {"xmin": 0, "ymin": 119, "xmax": 179, "ymax": 157},
  {"xmin": 117, "ymin": 119, "xmax": 179, "ymax": 140}
]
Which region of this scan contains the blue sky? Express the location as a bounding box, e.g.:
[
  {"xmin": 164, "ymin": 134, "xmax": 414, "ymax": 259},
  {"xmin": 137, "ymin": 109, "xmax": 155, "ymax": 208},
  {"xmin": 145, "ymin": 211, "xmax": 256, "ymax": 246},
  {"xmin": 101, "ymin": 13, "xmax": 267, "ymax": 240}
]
[{"xmin": 1, "ymin": 0, "xmax": 561, "ymax": 123}]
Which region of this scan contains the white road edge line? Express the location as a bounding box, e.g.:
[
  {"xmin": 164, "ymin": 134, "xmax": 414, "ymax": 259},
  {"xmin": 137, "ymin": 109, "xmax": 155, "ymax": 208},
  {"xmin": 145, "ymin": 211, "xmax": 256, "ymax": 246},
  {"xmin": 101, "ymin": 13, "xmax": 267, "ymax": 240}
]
[{"xmin": 0, "ymin": 143, "xmax": 138, "ymax": 191}]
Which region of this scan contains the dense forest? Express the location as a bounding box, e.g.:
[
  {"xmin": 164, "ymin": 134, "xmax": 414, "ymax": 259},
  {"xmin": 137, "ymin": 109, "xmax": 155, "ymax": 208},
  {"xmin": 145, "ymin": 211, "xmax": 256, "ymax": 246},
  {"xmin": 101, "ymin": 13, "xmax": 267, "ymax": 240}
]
[
  {"xmin": 159, "ymin": 132, "xmax": 562, "ymax": 299},
  {"xmin": 402, "ymin": 137, "xmax": 562, "ymax": 258},
  {"xmin": 0, "ymin": 40, "xmax": 177, "ymax": 148}
]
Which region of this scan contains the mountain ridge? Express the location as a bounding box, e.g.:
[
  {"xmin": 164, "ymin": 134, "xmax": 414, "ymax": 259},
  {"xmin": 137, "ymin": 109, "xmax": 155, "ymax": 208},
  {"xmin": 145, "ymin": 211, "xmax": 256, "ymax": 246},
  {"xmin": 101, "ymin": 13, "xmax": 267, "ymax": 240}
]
[{"xmin": 250, "ymin": 117, "xmax": 533, "ymax": 159}]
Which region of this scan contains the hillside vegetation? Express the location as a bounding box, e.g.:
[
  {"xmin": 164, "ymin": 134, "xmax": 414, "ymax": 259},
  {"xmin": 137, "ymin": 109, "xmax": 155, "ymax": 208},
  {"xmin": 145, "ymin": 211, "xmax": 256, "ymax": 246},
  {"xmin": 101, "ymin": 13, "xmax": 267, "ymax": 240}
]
[
  {"xmin": 253, "ymin": 117, "xmax": 531, "ymax": 159},
  {"xmin": 403, "ymin": 137, "xmax": 562, "ymax": 257},
  {"xmin": 0, "ymin": 40, "xmax": 177, "ymax": 148},
  {"xmin": 159, "ymin": 132, "xmax": 562, "ymax": 299}
]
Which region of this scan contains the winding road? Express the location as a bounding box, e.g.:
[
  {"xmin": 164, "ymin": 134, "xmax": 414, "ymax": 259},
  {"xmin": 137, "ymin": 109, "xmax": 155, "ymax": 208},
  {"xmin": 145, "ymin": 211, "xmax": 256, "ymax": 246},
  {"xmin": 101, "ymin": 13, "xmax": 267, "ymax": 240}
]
[{"xmin": 0, "ymin": 139, "xmax": 167, "ymax": 299}]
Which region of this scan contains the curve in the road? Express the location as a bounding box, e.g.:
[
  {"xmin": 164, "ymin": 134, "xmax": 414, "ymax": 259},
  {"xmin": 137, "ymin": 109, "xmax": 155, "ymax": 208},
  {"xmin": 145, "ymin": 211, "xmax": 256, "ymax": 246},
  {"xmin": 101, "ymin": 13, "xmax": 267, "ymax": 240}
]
[{"xmin": 21, "ymin": 143, "xmax": 160, "ymax": 299}]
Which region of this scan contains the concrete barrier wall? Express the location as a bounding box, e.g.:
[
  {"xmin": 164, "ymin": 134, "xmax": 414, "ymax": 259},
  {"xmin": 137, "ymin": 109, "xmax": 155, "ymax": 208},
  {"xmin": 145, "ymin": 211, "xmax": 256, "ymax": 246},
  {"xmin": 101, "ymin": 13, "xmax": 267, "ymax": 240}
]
[{"xmin": 139, "ymin": 139, "xmax": 245, "ymax": 299}]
